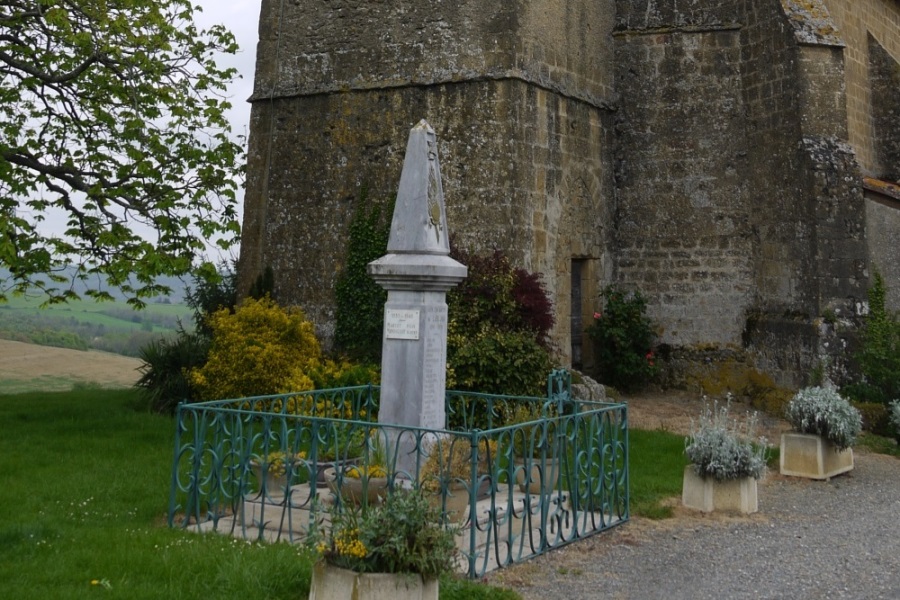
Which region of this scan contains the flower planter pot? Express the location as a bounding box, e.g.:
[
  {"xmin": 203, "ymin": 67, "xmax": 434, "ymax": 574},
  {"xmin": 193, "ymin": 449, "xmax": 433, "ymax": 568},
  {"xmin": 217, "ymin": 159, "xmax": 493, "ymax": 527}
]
[
  {"xmin": 681, "ymin": 466, "xmax": 758, "ymax": 514},
  {"xmin": 339, "ymin": 475, "xmax": 390, "ymax": 506},
  {"xmin": 779, "ymin": 432, "xmax": 854, "ymax": 480},
  {"xmin": 249, "ymin": 461, "xmax": 290, "ymax": 497},
  {"xmin": 514, "ymin": 456, "xmax": 560, "ymax": 495},
  {"xmin": 428, "ymin": 478, "xmax": 492, "ymax": 523},
  {"xmin": 314, "ymin": 458, "xmax": 361, "ymax": 488},
  {"xmin": 308, "ymin": 561, "xmax": 438, "ymax": 600},
  {"xmin": 323, "ymin": 467, "xmax": 390, "ymax": 506}
]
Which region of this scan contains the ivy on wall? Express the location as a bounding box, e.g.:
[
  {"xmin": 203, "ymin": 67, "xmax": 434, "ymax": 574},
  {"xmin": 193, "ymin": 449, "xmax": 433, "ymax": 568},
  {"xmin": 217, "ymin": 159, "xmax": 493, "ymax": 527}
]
[
  {"xmin": 333, "ymin": 188, "xmax": 393, "ymax": 363},
  {"xmin": 844, "ymin": 271, "xmax": 900, "ymax": 405}
]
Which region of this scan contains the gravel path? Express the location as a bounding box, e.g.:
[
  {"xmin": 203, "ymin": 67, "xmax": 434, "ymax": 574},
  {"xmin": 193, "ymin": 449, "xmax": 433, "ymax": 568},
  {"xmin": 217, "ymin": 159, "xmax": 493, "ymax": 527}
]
[{"xmin": 491, "ymin": 452, "xmax": 900, "ymax": 600}]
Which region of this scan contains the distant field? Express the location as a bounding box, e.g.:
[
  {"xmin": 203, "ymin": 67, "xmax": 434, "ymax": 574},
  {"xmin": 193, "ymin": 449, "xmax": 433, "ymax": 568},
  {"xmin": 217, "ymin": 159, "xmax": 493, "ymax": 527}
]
[
  {"xmin": 0, "ymin": 339, "xmax": 143, "ymax": 394},
  {"xmin": 0, "ymin": 295, "xmax": 191, "ymax": 356}
]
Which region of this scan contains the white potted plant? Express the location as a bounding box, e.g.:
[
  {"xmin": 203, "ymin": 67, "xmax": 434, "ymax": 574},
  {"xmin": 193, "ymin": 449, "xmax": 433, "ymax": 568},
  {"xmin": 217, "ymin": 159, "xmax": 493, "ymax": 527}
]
[
  {"xmin": 683, "ymin": 398, "xmax": 767, "ymax": 514},
  {"xmin": 889, "ymin": 400, "xmax": 900, "ymax": 444},
  {"xmin": 780, "ymin": 385, "xmax": 862, "ymax": 479},
  {"xmin": 309, "ymin": 488, "xmax": 460, "ymax": 600}
]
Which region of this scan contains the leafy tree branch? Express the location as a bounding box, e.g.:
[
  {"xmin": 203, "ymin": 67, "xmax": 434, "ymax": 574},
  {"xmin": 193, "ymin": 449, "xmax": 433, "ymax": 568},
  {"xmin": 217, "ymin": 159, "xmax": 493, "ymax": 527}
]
[{"xmin": 0, "ymin": 0, "xmax": 245, "ymax": 306}]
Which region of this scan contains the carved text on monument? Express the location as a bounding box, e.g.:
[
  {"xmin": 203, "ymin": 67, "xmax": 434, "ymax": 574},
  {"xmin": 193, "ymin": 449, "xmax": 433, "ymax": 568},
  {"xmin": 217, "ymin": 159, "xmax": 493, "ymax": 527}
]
[{"xmin": 385, "ymin": 308, "xmax": 420, "ymax": 340}]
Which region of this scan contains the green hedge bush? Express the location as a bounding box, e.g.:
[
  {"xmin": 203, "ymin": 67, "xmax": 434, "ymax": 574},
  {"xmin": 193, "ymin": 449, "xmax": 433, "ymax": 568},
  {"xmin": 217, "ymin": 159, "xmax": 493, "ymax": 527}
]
[
  {"xmin": 586, "ymin": 285, "xmax": 658, "ymax": 391},
  {"xmin": 446, "ymin": 246, "xmax": 554, "ymax": 398}
]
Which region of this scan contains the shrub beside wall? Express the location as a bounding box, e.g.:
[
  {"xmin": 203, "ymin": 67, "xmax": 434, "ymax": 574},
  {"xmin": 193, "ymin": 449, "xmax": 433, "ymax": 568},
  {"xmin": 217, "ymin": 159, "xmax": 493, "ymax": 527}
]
[
  {"xmin": 446, "ymin": 246, "xmax": 554, "ymax": 397},
  {"xmin": 189, "ymin": 296, "xmax": 322, "ymax": 400},
  {"xmin": 586, "ymin": 285, "xmax": 658, "ymax": 391}
]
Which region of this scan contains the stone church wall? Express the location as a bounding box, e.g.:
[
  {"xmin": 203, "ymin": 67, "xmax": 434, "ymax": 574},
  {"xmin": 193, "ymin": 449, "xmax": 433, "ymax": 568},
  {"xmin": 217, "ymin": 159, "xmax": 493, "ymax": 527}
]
[
  {"xmin": 239, "ymin": 0, "xmax": 892, "ymax": 388},
  {"xmin": 238, "ymin": 0, "xmax": 619, "ymax": 352},
  {"xmin": 826, "ymin": 0, "xmax": 900, "ymax": 176},
  {"xmin": 613, "ymin": 24, "xmax": 753, "ymax": 348},
  {"xmin": 868, "ymin": 34, "xmax": 900, "ymax": 182}
]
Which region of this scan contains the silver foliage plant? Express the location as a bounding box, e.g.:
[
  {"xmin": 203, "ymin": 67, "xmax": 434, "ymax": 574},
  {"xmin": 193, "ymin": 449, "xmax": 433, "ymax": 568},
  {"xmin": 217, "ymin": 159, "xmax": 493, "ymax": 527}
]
[
  {"xmin": 685, "ymin": 395, "xmax": 768, "ymax": 481},
  {"xmin": 785, "ymin": 386, "xmax": 862, "ymax": 450},
  {"xmin": 888, "ymin": 400, "xmax": 900, "ymax": 438}
]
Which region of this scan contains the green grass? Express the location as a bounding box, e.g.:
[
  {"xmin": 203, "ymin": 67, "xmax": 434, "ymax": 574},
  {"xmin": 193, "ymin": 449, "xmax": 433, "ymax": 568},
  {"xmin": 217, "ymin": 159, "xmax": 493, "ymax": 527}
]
[
  {"xmin": 6, "ymin": 387, "xmax": 813, "ymax": 596},
  {"xmin": 628, "ymin": 428, "xmax": 690, "ymax": 519},
  {"xmin": 857, "ymin": 432, "xmax": 900, "ymax": 457},
  {"xmin": 0, "ymin": 388, "xmax": 518, "ymax": 599},
  {"xmin": 0, "ymin": 376, "xmax": 86, "ymax": 395},
  {"xmin": 0, "ymin": 294, "xmax": 190, "ymax": 327}
]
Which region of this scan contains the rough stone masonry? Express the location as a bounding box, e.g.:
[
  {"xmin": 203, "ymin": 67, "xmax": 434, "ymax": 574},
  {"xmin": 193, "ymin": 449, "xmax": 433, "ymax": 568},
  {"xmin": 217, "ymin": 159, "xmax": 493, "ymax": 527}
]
[{"xmin": 236, "ymin": 0, "xmax": 900, "ymax": 389}]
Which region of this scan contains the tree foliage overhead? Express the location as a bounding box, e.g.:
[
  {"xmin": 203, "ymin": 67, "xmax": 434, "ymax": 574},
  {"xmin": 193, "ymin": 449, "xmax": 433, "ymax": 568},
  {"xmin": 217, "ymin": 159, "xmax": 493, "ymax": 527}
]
[{"xmin": 0, "ymin": 0, "xmax": 244, "ymax": 305}]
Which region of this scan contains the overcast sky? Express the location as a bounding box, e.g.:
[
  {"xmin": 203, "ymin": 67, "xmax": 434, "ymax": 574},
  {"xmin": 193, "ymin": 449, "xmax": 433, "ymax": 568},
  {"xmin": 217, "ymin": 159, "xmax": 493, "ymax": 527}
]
[
  {"xmin": 192, "ymin": 0, "xmax": 260, "ymax": 260},
  {"xmin": 194, "ymin": 0, "xmax": 259, "ymax": 142}
]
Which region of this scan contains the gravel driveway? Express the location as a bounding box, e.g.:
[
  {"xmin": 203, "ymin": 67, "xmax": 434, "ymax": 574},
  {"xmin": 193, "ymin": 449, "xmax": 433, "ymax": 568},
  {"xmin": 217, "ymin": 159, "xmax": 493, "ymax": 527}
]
[{"xmin": 491, "ymin": 452, "xmax": 900, "ymax": 600}]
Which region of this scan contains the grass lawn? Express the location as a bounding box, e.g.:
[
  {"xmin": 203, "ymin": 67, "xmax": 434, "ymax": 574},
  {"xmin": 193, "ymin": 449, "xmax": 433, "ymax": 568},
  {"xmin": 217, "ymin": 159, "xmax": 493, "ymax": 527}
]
[
  {"xmin": 628, "ymin": 428, "xmax": 690, "ymax": 519},
  {"xmin": 0, "ymin": 389, "xmax": 519, "ymax": 600},
  {"xmin": 0, "ymin": 387, "xmax": 715, "ymax": 598}
]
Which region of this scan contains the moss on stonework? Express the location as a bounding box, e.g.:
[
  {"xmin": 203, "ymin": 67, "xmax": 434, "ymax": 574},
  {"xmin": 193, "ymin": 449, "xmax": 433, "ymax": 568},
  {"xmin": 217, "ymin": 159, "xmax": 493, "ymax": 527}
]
[{"xmin": 684, "ymin": 357, "xmax": 793, "ymax": 417}]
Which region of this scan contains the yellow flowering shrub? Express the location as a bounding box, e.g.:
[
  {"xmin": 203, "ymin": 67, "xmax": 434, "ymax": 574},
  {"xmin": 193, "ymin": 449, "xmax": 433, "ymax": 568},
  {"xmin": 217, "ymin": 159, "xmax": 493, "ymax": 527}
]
[
  {"xmin": 189, "ymin": 296, "xmax": 322, "ymax": 400},
  {"xmin": 283, "ymin": 393, "xmax": 362, "ymax": 420},
  {"xmin": 332, "ymin": 527, "xmax": 368, "ymax": 560}
]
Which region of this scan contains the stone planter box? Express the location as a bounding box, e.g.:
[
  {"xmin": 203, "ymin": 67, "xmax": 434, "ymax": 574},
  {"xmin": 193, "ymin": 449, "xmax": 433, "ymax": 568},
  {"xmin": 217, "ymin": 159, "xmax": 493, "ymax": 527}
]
[
  {"xmin": 308, "ymin": 561, "xmax": 438, "ymax": 600},
  {"xmin": 681, "ymin": 466, "xmax": 758, "ymax": 514},
  {"xmin": 249, "ymin": 461, "xmax": 291, "ymax": 498},
  {"xmin": 779, "ymin": 432, "xmax": 854, "ymax": 480},
  {"xmin": 514, "ymin": 456, "xmax": 560, "ymax": 495},
  {"xmin": 323, "ymin": 467, "xmax": 390, "ymax": 506}
]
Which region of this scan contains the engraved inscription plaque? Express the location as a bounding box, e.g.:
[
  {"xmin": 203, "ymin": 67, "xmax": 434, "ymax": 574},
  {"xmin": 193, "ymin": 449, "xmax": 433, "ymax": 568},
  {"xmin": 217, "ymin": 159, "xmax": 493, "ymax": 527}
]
[{"xmin": 385, "ymin": 308, "xmax": 420, "ymax": 340}]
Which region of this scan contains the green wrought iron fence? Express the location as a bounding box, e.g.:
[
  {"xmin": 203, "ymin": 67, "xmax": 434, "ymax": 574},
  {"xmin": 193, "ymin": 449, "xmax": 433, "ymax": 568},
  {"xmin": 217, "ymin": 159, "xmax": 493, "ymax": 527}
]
[{"xmin": 168, "ymin": 372, "xmax": 628, "ymax": 577}]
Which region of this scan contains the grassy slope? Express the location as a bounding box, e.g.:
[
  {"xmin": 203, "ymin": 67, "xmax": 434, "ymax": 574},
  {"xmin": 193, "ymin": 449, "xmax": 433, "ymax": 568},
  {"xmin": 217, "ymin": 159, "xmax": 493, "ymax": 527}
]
[
  {"xmin": 0, "ymin": 389, "xmax": 518, "ymax": 600},
  {"xmin": 0, "ymin": 296, "xmax": 192, "ymax": 357},
  {"xmin": 0, "ymin": 295, "xmax": 190, "ymax": 331}
]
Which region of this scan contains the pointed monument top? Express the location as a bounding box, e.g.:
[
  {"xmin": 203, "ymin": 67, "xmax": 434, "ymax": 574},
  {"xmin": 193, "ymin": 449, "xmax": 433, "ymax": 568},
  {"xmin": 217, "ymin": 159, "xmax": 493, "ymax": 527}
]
[{"xmin": 386, "ymin": 119, "xmax": 450, "ymax": 255}]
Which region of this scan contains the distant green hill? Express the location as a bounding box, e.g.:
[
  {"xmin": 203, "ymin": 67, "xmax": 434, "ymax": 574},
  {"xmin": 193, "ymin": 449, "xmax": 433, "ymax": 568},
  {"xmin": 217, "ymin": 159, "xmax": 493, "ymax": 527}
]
[
  {"xmin": 0, "ymin": 293, "xmax": 191, "ymax": 357},
  {"xmin": 0, "ymin": 266, "xmax": 190, "ymax": 303}
]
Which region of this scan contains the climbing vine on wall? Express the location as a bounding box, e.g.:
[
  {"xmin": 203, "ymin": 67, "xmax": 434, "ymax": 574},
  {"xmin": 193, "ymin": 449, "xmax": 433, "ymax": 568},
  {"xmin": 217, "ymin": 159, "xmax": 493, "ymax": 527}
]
[
  {"xmin": 844, "ymin": 271, "xmax": 900, "ymax": 405},
  {"xmin": 333, "ymin": 188, "xmax": 393, "ymax": 363}
]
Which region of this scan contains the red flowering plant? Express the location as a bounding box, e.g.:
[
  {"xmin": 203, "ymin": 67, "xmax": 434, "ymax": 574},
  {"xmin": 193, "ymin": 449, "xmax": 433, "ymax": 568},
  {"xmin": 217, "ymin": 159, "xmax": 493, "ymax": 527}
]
[{"xmin": 586, "ymin": 286, "xmax": 659, "ymax": 391}]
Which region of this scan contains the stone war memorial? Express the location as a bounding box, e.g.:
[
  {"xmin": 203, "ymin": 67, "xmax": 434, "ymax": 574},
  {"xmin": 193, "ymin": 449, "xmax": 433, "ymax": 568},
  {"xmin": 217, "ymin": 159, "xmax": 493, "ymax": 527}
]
[
  {"xmin": 236, "ymin": 0, "xmax": 900, "ymax": 389},
  {"xmin": 367, "ymin": 120, "xmax": 467, "ymax": 475},
  {"xmin": 168, "ymin": 121, "xmax": 630, "ymax": 578}
]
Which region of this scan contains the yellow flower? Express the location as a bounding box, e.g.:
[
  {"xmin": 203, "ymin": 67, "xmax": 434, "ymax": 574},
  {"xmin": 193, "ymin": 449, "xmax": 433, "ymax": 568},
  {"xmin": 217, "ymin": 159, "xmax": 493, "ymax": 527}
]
[{"xmin": 345, "ymin": 465, "xmax": 387, "ymax": 479}]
